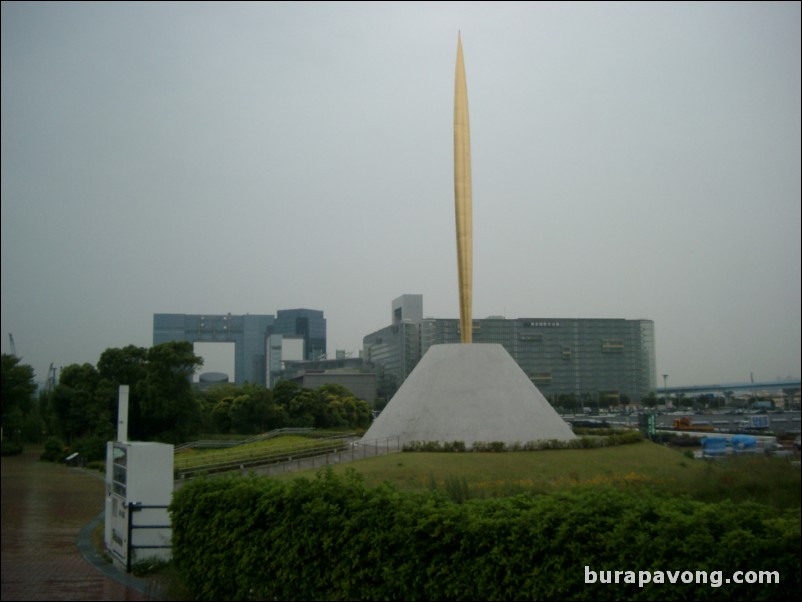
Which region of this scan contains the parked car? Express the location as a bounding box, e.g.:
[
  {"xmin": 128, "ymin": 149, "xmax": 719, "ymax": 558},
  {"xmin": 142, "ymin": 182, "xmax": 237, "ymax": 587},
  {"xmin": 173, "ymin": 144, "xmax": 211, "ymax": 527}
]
[{"xmin": 570, "ymin": 419, "xmax": 610, "ymax": 429}]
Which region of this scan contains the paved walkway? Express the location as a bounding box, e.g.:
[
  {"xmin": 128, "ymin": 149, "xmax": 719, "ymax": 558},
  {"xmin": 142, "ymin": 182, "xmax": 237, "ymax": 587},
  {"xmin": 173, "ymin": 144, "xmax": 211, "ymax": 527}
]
[
  {"xmin": 2, "ymin": 439, "xmax": 400, "ymax": 600},
  {"xmin": 1, "ymin": 448, "xmax": 151, "ymax": 601}
]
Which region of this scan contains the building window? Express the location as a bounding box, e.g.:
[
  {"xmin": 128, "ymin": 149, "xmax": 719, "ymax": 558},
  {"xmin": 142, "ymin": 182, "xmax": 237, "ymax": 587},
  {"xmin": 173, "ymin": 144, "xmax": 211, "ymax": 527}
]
[
  {"xmin": 600, "ymin": 391, "xmax": 621, "ymax": 403},
  {"xmin": 531, "ymin": 372, "xmax": 552, "ymax": 384},
  {"xmin": 602, "ymin": 339, "xmax": 624, "ymax": 353}
]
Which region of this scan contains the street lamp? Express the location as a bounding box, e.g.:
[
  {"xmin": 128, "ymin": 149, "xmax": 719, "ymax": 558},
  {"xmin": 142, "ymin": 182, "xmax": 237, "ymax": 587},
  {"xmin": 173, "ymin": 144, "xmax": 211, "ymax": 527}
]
[{"xmin": 663, "ymin": 374, "xmax": 669, "ymax": 407}]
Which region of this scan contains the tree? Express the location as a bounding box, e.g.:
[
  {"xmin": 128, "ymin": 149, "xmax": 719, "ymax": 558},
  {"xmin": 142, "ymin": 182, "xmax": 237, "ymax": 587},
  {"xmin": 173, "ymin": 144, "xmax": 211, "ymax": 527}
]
[
  {"xmin": 58, "ymin": 362, "xmax": 100, "ymax": 392},
  {"xmin": 96, "ymin": 345, "xmax": 149, "ymax": 438},
  {"xmin": 288, "ymin": 389, "xmax": 322, "ymax": 427},
  {"xmin": 283, "ymin": 384, "xmax": 372, "ymax": 429},
  {"xmin": 243, "ymin": 383, "xmax": 286, "ymax": 432},
  {"xmin": 317, "ymin": 384, "xmax": 371, "ymax": 428},
  {"xmin": 557, "ymin": 393, "xmax": 577, "ymax": 413},
  {"xmin": 97, "ymin": 345, "xmax": 149, "ymax": 385},
  {"xmin": 1, "ymin": 354, "xmax": 37, "ymax": 444},
  {"xmin": 228, "ymin": 386, "xmax": 285, "ymax": 434},
  {"xmin": 677, "ymin": 393, "xmax": 692, "ymax": 409},
  {"xmin": 212, "ymin": 399, "xmax": 233, "ymax": 433},
  {"xmin": 642, "ymin": 391, "xmax": 658, "ymax": 408},
  {"xmin": 229, "ymin": 394, "xmax": 257, "ymax": 434},
  {"xmin": 273, "ymin": 380, "xmax": 301, "ymax": 411},
  {"xmin": 194, "ymin": 383, "xmax": 237, "ymax": 434},
  {"xmin": 194, "ymin": 383, "xmax": 287, "ymax": 435},
  {"xmin": 51, "ymin": 385, "xmax": 92, "ymax": 442},
  {"xmin": 49, "ymin": 363, "xmax": 111, "ymax": 443},
  {"xmin": 327, "ymin": 394, "xmax": 371, "ymax": 429},
  {"xmin": 32, "ymin": 342, "xmax": 206, "ymax": 445},
  {"xmin": 1, "ymin": 354, "xmax": 36, "ymax": 418},
  {"xmin": 136, "ymin": 341, "xmax": 203, "ymax": 443}
]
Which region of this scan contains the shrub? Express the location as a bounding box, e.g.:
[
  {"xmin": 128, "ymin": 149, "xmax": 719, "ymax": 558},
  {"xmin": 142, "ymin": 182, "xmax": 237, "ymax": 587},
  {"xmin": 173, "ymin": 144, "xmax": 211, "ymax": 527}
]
[
  {"xmin": 403, "ymin": 432, "xmax": 643, "ymax": 453},
  {"xmin": 403, "ymin": 440, "xmax": 445, "ymax": 452},
  {"xmin": 442, "ymin": 475, "xmax": 471, "ymax": 503},
  {"xmin": 170, "ymin": 469, "xmax": 801, "ymax": 601},
  {"xmin": 471, "ymin": 441, "xmax": 512, "ymax": 452},
  {"xmin": 1, "ymin": 440, "xmax": 23, "ymax": 456},
  {"xmin": 443, "ymin": 440, "xmax": 466, "ymax": 452},
  {"xmin": 86, "ymin": 460, "xmax": 106, "ymax": 473},
  {"xmin": 71, "ymin": 436, "xmax": 107, "ymax": 462},
  {"xmin": 40, "ymin": 436, "xmax": 66, "ymax": 462}
]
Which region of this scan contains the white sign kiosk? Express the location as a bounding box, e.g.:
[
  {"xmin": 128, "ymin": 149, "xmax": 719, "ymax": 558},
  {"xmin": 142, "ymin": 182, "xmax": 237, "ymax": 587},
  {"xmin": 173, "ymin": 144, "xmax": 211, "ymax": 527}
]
[{"xmin": 104, "ymin": 385, "xmax": 174, "ymax": 572}]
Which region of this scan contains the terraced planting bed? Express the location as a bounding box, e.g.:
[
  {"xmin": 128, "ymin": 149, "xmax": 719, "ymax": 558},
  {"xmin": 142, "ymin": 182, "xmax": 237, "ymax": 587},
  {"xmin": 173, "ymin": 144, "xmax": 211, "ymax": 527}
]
[{"xmin": 174, "ymin": 434, "xmax": 355, "ymax": 478}]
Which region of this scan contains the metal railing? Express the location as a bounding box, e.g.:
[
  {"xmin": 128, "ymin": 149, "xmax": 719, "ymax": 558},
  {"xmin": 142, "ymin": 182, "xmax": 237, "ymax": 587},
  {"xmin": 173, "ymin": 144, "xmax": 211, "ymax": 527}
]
[
  {"xmin": 126, "ymin": 502, "xmax": 171, "ymax": 574},
  {"xmin": 245, "ymin": 436, "xmax": 402, "ymax": 477}
]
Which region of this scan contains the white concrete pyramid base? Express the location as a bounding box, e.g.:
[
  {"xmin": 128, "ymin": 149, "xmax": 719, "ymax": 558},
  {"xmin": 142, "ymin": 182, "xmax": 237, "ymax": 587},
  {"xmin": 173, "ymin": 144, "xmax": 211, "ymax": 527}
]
[{"xmin": 361, "ymin": 343, "xmax": 576, "ymax": 448}]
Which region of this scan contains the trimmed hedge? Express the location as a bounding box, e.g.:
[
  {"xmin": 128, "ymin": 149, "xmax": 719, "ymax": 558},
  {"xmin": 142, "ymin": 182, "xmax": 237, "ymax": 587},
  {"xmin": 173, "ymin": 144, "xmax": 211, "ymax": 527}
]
[
  {"xmin": 170, "ymin": 469, "xmax": 800, "ymax": 601},
  {"xmin": 402, "ymin": 430, "xmax": 644, "ymax": 452}
]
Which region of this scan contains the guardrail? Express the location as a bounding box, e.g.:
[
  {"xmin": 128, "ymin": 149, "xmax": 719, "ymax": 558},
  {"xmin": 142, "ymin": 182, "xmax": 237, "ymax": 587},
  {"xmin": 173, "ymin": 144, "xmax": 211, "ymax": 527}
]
[{"xmin": 247, "ymin": 436, "xmax": 402, "ymax": 478}]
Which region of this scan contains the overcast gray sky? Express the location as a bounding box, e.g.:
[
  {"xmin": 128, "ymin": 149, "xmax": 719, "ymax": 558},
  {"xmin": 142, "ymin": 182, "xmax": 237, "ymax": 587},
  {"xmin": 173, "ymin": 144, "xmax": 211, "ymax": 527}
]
[{"xmin": 2, "ymin": 1, "xmax": 800, "ymax": 388}]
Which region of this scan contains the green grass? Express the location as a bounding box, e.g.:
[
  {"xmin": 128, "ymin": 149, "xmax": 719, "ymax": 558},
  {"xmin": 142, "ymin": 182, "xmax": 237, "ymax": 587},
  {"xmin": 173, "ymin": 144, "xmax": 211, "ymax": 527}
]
[
  {"xmin": 154, "ymin": 442, "xmax": 800, "ymax": 599},
  {"xmin": 680, "ymin": 453, "xmax": 802, "ymax": 508},
  {"xmin": 174, "ymin": 437, "xmax": 801, "ymax": 508},
  {"xmin": 270, "ymin": 441, "xmax": 801, "ymax": 508},
  {"xmin": 273, "ymin": 440, "xmax": 691, "ymax": 488}
]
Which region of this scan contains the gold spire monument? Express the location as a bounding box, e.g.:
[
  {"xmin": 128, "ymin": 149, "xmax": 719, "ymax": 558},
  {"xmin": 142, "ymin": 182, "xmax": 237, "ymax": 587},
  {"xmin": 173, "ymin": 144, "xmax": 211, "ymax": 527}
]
[
  {"xmin": 359, "ymin": 33, "xmax": 577, "ymax": 449},
  {"xmin": 454, "ymin": 33, "xmax": 473, "ymax": 343}
]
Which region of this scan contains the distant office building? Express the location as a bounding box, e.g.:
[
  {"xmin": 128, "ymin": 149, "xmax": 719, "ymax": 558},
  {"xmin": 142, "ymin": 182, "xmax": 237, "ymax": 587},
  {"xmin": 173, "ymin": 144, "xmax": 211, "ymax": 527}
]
[
  {"xmin": 392, "ymin": 294, "xmax": 423, "ymax": 324},
  {"xmin": 363, "ymin": 296, "xmax": 657, "ymax": 404},
  {"xmin": 362, "ymin": 294, "xmax": 424, "ymax": 399},
  {"xmin": 279, "ymin": 355, "xmax": 367, "ymax": 380},
  {"xmin": 363, "ymin": 320, "xmax": 421, "ymax": 398},
  {"xmin": 154, "ymin": 313, "xmax": 274, "ymax": 386},
  {"xmin": 266, "ymin": 334, "xmax": 305, "ymax": 387},
  {"xmin": 153, "ymin": 309, "xmax": 325, "ymax": 386},
  {"xmin": 289, "ymin": 371, "xmax": 377, "ymax": 404},
  {"xmin": 273, "ymin": 355, "xmax": 376, "ymax": 403},
  {"xmin": 273, "ymin": 309, "xmax": 327, "ymax": 361}
]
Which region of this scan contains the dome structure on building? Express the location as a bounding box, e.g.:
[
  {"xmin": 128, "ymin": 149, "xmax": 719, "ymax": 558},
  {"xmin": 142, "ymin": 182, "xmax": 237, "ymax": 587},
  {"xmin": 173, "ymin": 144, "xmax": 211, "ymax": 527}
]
[{"xmin": 199, "ymin": 371, "xmax": 229, "ymax": 384}]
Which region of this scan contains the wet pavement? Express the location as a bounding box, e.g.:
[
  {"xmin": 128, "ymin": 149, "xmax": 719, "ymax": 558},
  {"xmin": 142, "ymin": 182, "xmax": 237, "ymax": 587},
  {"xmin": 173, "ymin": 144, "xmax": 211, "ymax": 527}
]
[{"xmin": 1, "ymin": 448, "xmax": 149, "ymax": 601}]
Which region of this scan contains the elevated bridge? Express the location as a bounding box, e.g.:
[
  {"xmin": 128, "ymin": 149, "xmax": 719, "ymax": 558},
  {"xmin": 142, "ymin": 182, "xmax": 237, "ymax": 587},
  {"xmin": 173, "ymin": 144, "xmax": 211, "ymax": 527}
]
[{"xmin": 657, "ymin": 379, "xmax": 800, "ymax": 396}]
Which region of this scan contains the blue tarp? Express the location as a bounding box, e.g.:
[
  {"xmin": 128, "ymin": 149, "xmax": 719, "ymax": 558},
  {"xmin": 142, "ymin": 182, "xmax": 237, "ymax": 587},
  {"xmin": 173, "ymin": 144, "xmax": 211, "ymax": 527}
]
[
  {"xmin": 701, "ymin": 437, "xmax": 728, "ymax": 456},
  {"xmin": 731, "ymin": 434, "xmax": 757, "ymax": 450}
]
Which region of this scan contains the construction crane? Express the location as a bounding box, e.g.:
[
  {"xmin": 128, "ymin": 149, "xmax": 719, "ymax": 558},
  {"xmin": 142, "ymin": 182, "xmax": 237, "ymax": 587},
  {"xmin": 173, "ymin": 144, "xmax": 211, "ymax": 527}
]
[
  {"xmin": 8, "ymin": 333, "xmax": 16, "ymax": 356},
  {"xmin": 45, "ymin": 364, "xmax": 57, "ymax": 394}
]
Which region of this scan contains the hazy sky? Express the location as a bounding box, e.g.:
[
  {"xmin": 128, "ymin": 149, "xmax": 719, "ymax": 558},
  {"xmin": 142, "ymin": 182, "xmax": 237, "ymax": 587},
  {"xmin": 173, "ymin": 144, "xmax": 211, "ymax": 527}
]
[{"xmin": 2, "ymin": 1, "xmax": 800, "ymax": 388}]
